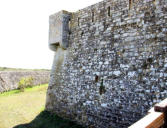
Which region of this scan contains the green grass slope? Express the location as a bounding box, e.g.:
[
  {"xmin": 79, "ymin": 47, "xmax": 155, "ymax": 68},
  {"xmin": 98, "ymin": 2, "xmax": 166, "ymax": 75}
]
[{"xmin": 0, "ymin": 84, "xmax": 84, "ymax": 128}]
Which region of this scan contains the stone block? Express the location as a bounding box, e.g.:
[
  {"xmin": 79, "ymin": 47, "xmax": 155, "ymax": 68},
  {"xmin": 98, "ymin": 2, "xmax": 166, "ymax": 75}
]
[{"xmin": 49, "ymin": 10, "xmax": 71, "ymax": 51}]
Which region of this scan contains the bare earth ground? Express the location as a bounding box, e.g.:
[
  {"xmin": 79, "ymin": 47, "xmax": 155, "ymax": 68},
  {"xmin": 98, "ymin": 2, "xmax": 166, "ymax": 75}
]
[{"xmin": 0, "ymin": 84, "xmax": 48, "ymax": 128}]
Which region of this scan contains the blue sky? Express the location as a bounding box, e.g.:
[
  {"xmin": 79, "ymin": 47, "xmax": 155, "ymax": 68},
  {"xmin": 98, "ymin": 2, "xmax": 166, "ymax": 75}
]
[{"xmin": 0, "ymin": 0, "xmax": 102, "ymax": 69}]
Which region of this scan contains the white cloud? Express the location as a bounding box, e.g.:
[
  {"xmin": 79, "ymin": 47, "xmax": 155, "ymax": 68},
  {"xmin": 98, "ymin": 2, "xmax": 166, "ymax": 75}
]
[{"xmin": 0, "ymin": 0, "xmax": 102, "ymax": 69}]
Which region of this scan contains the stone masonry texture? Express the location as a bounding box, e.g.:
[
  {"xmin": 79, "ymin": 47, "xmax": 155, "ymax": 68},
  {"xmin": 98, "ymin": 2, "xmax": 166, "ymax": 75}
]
[
  {"xmin": 49, "ymin": 10, "xmax": 71, "ymax": 51},
  {"xmin": 0, "ymin": 71, "xmax": 50, "ymax": 92},
  {"xmin": 46, "ymin": 0, "xmax": 167, "ymax": 127}
]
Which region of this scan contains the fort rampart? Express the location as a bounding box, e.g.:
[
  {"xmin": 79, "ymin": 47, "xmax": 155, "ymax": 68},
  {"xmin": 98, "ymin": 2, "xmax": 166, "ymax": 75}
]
[
  {"xmin": 46, "ymin": 0, "xmax": 167, "ymax": 127},
  {"xmin": 0, "ymin": 71, "xmax": 50, "ymax": 92}
]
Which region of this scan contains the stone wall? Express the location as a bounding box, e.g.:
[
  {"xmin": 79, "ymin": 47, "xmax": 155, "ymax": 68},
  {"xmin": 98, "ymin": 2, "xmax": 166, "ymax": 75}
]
[
  {"xmin": 0, "ymin": 71, "xmax": 50, "ymax": 92},
  {"xmin": 46, "ymin": 0, "xmax": 167, "ymax": 127}
]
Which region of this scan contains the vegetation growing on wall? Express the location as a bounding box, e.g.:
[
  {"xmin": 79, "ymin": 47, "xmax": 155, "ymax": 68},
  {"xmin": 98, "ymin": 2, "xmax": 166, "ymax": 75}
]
[{"xmin": 18, "ymin": 77, "xmax": 34, "ymax": 92}]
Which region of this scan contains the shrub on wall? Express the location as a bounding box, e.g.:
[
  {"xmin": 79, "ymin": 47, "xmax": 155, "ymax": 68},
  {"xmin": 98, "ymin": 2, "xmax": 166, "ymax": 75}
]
[{"xmin": 18, "ymin": 76, "xmax": 34, "ymax": 92}]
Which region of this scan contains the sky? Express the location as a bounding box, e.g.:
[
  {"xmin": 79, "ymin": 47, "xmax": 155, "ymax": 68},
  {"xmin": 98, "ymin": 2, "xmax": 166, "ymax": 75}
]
[{"xmin": 0, "ymin": 0, "xmax": 102, "ymax": 69}]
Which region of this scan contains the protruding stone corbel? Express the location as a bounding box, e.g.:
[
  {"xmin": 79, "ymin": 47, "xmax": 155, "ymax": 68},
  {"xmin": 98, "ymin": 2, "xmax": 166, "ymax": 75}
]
[{"xmin": 49, "ymin": 10, "xmax": 71, "ymax": 51}]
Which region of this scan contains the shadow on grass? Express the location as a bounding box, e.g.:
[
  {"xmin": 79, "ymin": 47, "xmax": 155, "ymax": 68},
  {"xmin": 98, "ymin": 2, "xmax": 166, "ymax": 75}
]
[{"xmin": 13, "ymin": 111, "xmax": 85, "ymax": 128}]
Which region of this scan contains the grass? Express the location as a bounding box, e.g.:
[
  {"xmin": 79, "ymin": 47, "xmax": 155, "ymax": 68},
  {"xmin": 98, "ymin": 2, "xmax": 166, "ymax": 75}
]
[
  {"xmin": 0, "ymin": 84, "xmax": 48, "ymax": 128},
  {"xmin": 14, "ymin": 111, "xmax": 84, "ymax": 128},
  {"xmin": 0, "ymin": 84, "xmax": 84, "ymax": 128},
  {"xmin": 0, "ymin": 84, "xmax": 48, "ymax": 97}
]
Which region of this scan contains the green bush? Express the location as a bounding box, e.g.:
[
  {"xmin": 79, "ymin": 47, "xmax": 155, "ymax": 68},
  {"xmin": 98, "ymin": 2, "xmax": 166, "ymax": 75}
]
[{"xmin": 18, "ymin": 77, "xmax": 34, "ymax": 92}]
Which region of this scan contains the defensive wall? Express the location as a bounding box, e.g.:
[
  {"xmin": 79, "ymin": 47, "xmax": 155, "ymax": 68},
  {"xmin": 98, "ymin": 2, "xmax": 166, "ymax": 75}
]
[
  {"xmin": 0, "ymin": 71, "xmax": 50, "ymax": 92},
  {"xmin": 46, "ymin": 0, "xmax": 167, "ymax": 127}
]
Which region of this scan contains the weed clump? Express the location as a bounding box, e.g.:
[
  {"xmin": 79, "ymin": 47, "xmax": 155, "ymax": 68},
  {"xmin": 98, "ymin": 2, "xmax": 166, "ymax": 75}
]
[{"xmin": 18, "ymin": 77, "xmax": 34, "ymax": 92}]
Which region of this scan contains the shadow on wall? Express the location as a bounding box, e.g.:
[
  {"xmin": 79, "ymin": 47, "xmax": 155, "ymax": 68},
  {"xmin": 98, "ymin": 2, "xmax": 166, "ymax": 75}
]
[{"xmin": 13, "ymin": 111, "xmax": 85, "ymax": 128}]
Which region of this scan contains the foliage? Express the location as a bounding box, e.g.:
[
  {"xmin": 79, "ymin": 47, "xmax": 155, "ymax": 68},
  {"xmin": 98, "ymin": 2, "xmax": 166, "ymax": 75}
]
[{"xmin": 18, "ymin": 76, "xmax": 34, "ymax": 92}]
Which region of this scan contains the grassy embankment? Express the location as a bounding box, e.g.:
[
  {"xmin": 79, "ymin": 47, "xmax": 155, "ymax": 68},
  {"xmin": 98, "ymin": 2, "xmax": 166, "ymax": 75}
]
[{"xmin": 0, "ymin": 84, "xmax": 84, "ymax": 128}]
